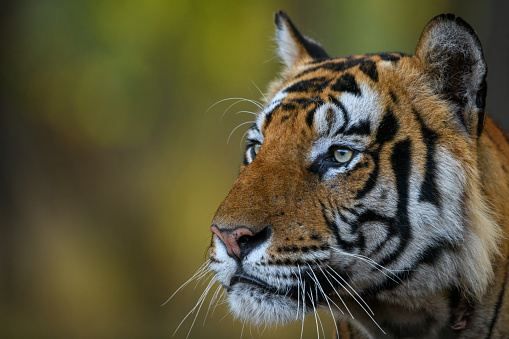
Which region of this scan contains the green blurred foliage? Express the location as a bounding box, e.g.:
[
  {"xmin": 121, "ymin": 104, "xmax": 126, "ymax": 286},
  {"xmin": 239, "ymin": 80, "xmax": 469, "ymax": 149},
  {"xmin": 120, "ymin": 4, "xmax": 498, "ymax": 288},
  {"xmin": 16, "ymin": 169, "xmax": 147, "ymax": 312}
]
[{"xmin": 0, "ymin": 0, "xmax": 498, "ymax": 338}]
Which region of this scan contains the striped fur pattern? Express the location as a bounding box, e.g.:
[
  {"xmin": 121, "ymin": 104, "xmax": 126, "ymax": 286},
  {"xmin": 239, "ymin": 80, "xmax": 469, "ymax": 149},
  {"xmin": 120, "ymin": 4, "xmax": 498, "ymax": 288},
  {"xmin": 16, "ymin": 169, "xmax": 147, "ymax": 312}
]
[{"xmin": 208, "ymin": 11, "xmax": 509, "ymax": 338}]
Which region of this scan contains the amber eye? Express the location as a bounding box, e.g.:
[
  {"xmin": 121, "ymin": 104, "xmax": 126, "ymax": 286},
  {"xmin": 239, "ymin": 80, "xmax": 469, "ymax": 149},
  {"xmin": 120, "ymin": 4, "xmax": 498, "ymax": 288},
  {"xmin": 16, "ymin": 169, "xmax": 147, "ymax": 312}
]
[
  {"xmin": 254, "ymin": 144, "xmax": 261, "ymax": 155},
  {"xmin": 333, "ymin": 148, "xmax": 353, "ymax": 163}
]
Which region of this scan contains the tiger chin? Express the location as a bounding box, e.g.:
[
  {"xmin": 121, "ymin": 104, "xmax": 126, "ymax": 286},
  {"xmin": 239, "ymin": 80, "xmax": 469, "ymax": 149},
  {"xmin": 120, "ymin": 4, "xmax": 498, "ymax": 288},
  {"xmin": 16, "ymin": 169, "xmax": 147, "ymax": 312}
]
[{"xmin": 208, "ymin": 10, "xmax": 509, "ymax": 338}]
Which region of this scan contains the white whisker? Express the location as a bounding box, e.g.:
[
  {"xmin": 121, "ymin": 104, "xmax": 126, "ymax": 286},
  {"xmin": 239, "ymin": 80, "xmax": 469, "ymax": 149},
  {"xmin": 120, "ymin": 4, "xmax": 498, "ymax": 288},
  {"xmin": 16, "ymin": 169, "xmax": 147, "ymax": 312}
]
[
  {"xmin": 173, "ymin": 274, "xmax": 215, "ymax": 336},
  {"xmin": 240, "ymin": 320, "xmax": 245, "ymax": 339},
  {"xmin": 203, "ymin": 284, "xmax": 223, "ymax": 325},
  {"xmin": 330, "ymin": 247, "xmax": 403, "ymax": 283},
  {"xmin": 162, "ymin": 260, "xmax": 210, "ymax": 306},
  {"xmin": 310, "ymin": 263, "xmax": 341, "ymax": 336},
  {"xmin": 300, "ymin": 279, "xmax": 306, "ymax": 339},
  {"xmin": 307, "ymin": 285, "xmax": 321, "ymax": 339},
  {"xmin": 326, "ymin": 264, "xmax": 374, "ymax": 315},
  {"xmin": 206, "ymin": 97, "xmax": 263, "ymax": 115},
  {"xmin": 235, "ymin": 110, "xmax": 258, "ymax": 116},
  {"xmin": 250, "ymin": 80, "xmax": 268, "ymax": 104},
  {"xmin": 306, "ymin": 266, "xmax": 332, "ymax": 339},
  {"xmin": 185, "ymin": 278, "xmax": 216, "ymax": 338},
  {"xmin": 228, "ymin": 121, "xmax": 256, "ymax": 144},
  {"xmin": 326, "ymin": 266, "xmax": 385, "ymax": 334}
]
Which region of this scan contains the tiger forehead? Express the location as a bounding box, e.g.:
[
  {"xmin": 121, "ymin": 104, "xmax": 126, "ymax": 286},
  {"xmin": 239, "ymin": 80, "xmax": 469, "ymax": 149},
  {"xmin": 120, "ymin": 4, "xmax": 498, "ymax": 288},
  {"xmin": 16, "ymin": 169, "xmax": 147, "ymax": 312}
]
[
  {"xmin": 293, "ymin": 52, "xmax": 408, "ymax": 80},
  {"xmin": 258, "ymin": 54, "xmax": 406, "ymax": 137}
]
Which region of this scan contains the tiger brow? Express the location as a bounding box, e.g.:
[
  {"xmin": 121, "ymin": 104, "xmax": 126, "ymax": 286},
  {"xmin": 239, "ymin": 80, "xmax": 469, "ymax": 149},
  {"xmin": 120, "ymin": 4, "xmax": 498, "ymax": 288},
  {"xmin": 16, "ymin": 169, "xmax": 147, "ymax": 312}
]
[{"xmin": 325, "ymin": 96, "xmax": 350, "ymax": 137}]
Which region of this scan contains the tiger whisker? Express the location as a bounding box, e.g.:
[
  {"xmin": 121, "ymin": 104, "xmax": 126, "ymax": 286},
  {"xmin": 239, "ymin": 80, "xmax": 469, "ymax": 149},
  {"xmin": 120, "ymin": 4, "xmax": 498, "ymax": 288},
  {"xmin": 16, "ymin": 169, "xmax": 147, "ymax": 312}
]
[
  {"xmin": 325, "ymin": 264, "xmax": 373, "ymax": 315},
  {"xmin": 173, "ymin": 274, "xmax": 215, "ymax": 337},
  {"xmin": 162, "ymin": 260, "xmax": 211, "ymax": 306},
  {"xmin": 240, "ymin": 320, "xmax": 245, "ymax": 339},
  {"xmin": 235, "ymin": 110, "xmax": 259, "ymax": 116},
  {"xmin": 239, "ymin": 128, "xmax": 253, "ymax": 153},
  {"xmin": 203, "ymin": 284, "xmax": 223, "ymax": 325},
  {"xmin": 250, "ymin": 80, "xmax": 268, "ymax": 104},
  {"xmin": 193, "ymin": 271, "xmax": 215, "ymax": 290},
  {"xmin": 325, "ymin": 265, "xmax": 373, "ymax": 317},
  {"xmin": 325, "ymin": 266, "xmax": 386, "ymax": 334},
  {"xmin": 206, "ymin": 97, "xmax": 263, "ymax": 115},
  {"xmin": 315, "ymin": 288, "xmax": 326, "ymax": 339},
  {"xmin": 210, "ymin": 289, "xmax": 225, "ymax": 315},
  {"xmin": 220, "ymin": 100, "xmax": 248, "ymax": 121},
  {"xmin": 329, "ymin": 247, "xmax": 403, "ymax": 283},
  {"xmin": 218, "ymin": 309, "xmax": 234, "ymax": 324},
  {"xmin": 313, "ymin": 263, "xmax": 346, "ymax": 315},
  {"xmin": 307, "ymin": 285, "xmax": 321, "ymax": 339},
  {"xmin": 185, "ymin": 277, "xmax": 217, "ymax": 338},
  {"xmin": 313, "ymin": 264, "xmax": 342, "ymax": 336},
  {"xmin": 228, "ymin": 121, "xmax": 256, "ymax": 144},
  {"xmin": 295, "ymin": 264, "xmax": 302, "ymax": 320},
  {"xmin": 300, "ymin": 279, "xmax": 306, "ymax": 339},
  {"xmin": 306, "ymin": 264, "xmax": 340, "ymax": 337}
]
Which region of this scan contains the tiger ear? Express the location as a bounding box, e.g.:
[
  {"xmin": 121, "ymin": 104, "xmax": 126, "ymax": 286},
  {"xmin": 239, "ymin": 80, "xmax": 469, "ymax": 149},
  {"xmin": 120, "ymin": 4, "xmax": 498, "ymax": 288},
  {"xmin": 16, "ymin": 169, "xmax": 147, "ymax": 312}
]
[
  {"xmin": 274, "ymin": 10, "xmax": 330, "ymax": 68},
  {"xmin": 415, "ymin": 14, "xmax": 487, "ymax": 136}
]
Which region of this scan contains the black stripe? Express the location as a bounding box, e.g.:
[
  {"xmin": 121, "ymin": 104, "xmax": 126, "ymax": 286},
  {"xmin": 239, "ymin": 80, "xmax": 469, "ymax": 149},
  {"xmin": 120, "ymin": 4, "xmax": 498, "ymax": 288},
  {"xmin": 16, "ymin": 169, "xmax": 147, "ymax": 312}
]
[
  {"xmin": 362, "ymin": 239, "xmax": 451, "ymax": 296},
  {"xmin": 290, "ymin": 97, "xmax": 316, "ymax": 108},
  {"xmin": 359, "ymin": 60, "xmax": 378, "ymax": 82},
  {"xmin": 375, "ymin": 109, "xmax": 399, "ymax": 144},
  {"xmin": 285, "ymin": 77, "xmax": 331, "ymax": 93},
  {"xmin": 361, "ymin": 240, "xmax": 452, "ymax": 296},
  {"xmin": 355, "ymin": 110, "xmax": 399, "ymax": 200},
  {"xmin": 297, "ymin": 53, "xmax": 408, "ymax": 79},
  {"xmin": 353, "ymin": 210, "xmax": 392, "ymax": 231},
  {"xmin": 281, "ymin": 114, "xmax": 291, "ymax": 123},
  {"xmin": 330, "ymin": 73, "xmax": 361, "ymax": 96},
  {"xmin": 250, "ymin": 123, "xmax": 260, "ymax": 133},
  {"xmin": 325, "ymin": 107, "xmax": 336, "ymax": 135},
  {"xmin": 414, "ymin": 110, "xmax": 440, "ymax": 206},
  {"xmin": 281, "ymin": 103, "xmax": 296, "ymax": 111},
  {"xmin": 487, "ymin": 259, "xmax": 509, "ymax": 338},
  {"xmin": 263, "ymin": 104, "xmax": 281, "ymax": 130},
  {"xmin": 264, "ymin": 111, "xmax": 274, "ymax": 129},
  {"xmin": 295, "ymin": 58, "xmax": 366, "ymax": 78},
  {"xmin": 344, "ymin": 120, "xmax": 371, "ymax": 136},
  {"xmin": 360, "ymin": 269, "xmax": 411, "ymax": 296},
  {"xmin": 378, "ymin": 52, "xmax": 403, "ymax": 62},
  {"xmin": 377, "ymin": 138, "xmax": 412, "ymax": 268},
  {"xmin": 389, "ymin": 91, "xmax": 398, "ymax": 104},
  {"xmin": 355, "ymin": 153, "xmax": 379, "ymax": 200},
  {"xmin": 320, "ymin": 200, "xmax": 359, "ymax": 252},
  {"xmin": 329, "ymin": 95, "xmax": 350, "ymax": 136},
  {"xmin": 306, "ymin": 105, "xmax": 318, "ymax": 128},
  {"xmin": 476, "ymin": 79, "xmax": 487, "ymax": 136}
]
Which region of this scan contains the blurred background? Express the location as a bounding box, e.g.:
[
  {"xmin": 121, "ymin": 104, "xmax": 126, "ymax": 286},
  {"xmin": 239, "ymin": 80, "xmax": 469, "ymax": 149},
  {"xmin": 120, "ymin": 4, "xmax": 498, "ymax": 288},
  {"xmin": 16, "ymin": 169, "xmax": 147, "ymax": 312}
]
[{"xmin": 0, "ymin": 0, "xmax": 507, "ymax": 338}]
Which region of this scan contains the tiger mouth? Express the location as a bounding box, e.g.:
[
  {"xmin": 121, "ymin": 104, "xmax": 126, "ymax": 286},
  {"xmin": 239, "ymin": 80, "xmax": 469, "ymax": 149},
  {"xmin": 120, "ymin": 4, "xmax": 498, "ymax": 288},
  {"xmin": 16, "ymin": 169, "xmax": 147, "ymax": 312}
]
[{"xmin": 230, "ymin": 273, "xmax": 300, "ymax": 300}]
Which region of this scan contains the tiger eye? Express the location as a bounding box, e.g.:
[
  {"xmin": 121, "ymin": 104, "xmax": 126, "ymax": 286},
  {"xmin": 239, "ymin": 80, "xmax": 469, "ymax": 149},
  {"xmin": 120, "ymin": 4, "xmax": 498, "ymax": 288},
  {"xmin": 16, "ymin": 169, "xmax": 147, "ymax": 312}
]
[{"xmin": 333, "ymin": 149, "xmax": 353, "ymax": 163}]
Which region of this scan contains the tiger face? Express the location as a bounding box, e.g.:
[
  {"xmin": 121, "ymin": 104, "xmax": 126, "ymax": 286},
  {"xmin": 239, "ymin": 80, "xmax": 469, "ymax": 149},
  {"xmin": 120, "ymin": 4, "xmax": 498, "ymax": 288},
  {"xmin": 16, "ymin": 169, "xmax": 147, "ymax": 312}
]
[{"xmin": 207, "ymin": 11, "xmax": 506, "ymax": 337}]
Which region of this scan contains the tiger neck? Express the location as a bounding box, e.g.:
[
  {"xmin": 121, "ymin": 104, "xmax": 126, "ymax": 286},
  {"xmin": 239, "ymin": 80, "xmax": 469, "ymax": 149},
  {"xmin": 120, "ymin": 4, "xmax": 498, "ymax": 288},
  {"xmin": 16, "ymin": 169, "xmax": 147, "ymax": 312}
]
[{"xmin": 333, "ymin": 291, "xmax": 460, "ymax": 338}]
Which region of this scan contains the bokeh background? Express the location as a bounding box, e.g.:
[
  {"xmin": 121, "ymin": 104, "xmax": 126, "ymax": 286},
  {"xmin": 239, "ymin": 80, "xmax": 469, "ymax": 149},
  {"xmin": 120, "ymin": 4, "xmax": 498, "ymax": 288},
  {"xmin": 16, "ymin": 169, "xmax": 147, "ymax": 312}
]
[{"xmin": 1, "ymin": 0, "xmax": 508, "ymax": 338}]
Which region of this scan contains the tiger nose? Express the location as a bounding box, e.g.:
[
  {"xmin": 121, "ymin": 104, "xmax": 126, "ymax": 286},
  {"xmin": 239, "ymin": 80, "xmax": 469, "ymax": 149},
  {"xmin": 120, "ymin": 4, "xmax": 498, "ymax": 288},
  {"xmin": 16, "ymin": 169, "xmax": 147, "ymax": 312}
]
[{"xmin": 210, "ymin": 225, "xmax": 270, "ymax": 260}]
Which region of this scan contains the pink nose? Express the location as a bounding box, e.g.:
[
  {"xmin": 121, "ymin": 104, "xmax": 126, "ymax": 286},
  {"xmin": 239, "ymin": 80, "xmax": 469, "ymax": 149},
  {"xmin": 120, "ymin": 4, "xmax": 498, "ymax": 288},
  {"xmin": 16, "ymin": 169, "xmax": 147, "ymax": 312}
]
[{"xmin": 210, "ymin": 225, "xmax": 254, "ymax": 259}]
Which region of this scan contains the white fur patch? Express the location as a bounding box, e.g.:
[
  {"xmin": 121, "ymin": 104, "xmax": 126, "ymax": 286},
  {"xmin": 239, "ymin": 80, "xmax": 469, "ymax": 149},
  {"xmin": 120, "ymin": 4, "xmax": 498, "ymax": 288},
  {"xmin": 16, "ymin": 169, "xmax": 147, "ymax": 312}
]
[{"xmin": 276, "ymin": 25, "xmax": 300, "ymax": 68}]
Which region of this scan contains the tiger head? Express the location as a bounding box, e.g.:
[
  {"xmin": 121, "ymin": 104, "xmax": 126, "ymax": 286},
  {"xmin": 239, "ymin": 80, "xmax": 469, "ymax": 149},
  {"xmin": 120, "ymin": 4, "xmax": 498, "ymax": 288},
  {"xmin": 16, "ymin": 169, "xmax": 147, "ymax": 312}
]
[{"xmin": 208, "ymin": 11, "xmax": 501, "ymax": 331}]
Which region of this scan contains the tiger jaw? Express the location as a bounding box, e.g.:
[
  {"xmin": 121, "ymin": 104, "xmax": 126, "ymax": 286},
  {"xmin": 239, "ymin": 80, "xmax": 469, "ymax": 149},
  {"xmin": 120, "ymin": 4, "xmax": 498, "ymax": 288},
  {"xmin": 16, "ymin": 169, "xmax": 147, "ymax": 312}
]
[
  {"xmin": 212, "ymin": 259, "xmax": 342, "ymax": 325},
  {"xmin": 209, "ymin": 237, "xmax": 347, "ymax": 324},
  {"xmin": 227, "ymin": 281, "xmax": 303, "ymax": 325}
]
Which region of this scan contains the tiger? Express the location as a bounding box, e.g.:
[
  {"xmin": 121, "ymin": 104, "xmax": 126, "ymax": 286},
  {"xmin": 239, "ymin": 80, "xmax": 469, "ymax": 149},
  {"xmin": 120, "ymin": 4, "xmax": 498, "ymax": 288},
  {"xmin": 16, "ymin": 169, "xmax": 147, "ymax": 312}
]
[{"xmin": 207, "ymin": 10, "xmax": 509, "ymax": 338}]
